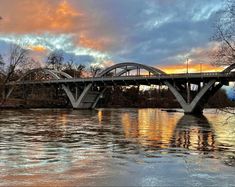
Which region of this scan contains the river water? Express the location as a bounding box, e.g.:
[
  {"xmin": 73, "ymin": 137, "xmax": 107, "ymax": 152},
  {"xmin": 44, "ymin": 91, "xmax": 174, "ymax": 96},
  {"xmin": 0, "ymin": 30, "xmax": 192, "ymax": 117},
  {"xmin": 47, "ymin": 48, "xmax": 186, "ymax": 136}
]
[{"xmin": 0, "ymin": 108, "xmax": 235, "ymax": 186}]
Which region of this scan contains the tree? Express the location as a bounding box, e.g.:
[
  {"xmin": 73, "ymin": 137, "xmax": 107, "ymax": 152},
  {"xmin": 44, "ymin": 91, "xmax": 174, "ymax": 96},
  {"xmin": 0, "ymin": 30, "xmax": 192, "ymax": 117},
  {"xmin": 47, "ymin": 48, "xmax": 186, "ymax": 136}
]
[
  {"xmin": 90, "ymin": 65, "xmax": 102, "ymax": 77},
  {"xmin": 63, "ymin": 58, "xmax": 86, "ymax": 78},
  {"xmin": 46, "ymin": 51, "xmax": 64, "ymax": 70},
  {"xmin": 0, "ymin": 54, "xmax": 5, "ymax": 90},
  {"xmin": 0, "ymin": 54, "xmax": 4, "ymax": 66},
  {"xmin": 75, "ymin": 64, "xmax": 86, "ymax": 77},
  {"xmin": 211, "ymin": 0, "xmax": 235, "ymax": 116},
  {"xmin": 212, "ymin": 0, "xmax": 235, "ymax": 66},
  {"xmin": 21, "ymin": 58, "xmax": 42, "ymax": 71},
  {"xmin": 1, "ymin": 44, "xmax": 29, "ymax": 102},
  {"xmin": 3, "ymin": 44, "xmax": 29, "ymax": 82}
]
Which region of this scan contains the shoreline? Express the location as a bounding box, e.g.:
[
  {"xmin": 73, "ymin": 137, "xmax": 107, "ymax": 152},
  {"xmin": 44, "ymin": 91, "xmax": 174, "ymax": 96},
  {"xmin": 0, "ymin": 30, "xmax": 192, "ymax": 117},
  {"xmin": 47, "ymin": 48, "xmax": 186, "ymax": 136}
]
[{"xmin": 0, "ymin": 105, "xmax": 232, "ymax": 110}]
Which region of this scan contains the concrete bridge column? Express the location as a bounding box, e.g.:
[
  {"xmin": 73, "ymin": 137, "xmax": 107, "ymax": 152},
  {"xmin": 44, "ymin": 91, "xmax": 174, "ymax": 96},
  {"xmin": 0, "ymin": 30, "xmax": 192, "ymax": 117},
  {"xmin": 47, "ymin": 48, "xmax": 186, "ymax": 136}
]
[
  {"xmin": 186, "ymin": 81, "xmax": 191, "ymax": 104},
  {"xmin": 165, "ymin": 80, "xmax": 218, "ymax": 114},
  {"xmin": 62, "ymin": 84, "xmax": 104, "ymax": 109}
]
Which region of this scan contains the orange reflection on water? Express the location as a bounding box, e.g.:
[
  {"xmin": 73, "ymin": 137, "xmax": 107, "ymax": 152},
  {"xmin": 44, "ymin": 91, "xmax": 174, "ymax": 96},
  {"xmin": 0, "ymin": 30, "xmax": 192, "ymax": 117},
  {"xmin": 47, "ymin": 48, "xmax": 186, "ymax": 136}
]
[
  {"xmin": 59, "ymin": 113, "xmax": 69, "ymax": 127},
  {"xmin": 121, "ymin": 112, "xmax": 139, "ymax": 138},
  {"xmin": 121, "ymin": 109, "xmax": 182, "ymax": 147},
  {"xmin": 121, "ymin": 109, "xmax": 218, "ymax": 151},
  {"xmin": 98, "ymin": 110, "xmax": 103, "ymax": 125}
]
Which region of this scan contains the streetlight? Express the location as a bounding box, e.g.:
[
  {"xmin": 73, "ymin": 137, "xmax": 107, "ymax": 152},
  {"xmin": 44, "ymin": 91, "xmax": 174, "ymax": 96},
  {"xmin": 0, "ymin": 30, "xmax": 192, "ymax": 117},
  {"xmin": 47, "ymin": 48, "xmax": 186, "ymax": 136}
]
[
  {"xmin": 186, "ymin": 58, "xmax": 190, "ymax": 103},
  {"xmin": 186, "ymin": 58, "xmax": 189, "ymax": 74}
]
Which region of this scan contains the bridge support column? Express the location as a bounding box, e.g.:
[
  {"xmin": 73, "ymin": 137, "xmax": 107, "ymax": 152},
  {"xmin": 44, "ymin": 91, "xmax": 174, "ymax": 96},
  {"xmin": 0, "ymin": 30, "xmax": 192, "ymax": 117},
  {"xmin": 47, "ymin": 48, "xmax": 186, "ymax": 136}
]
[
  {"xmin": 165, "ymin": 80, "xmax": 218, "ymax": 114},
  {"xmin": 2, "ymin": 86, "xmax": 14, "ymax": 100},
  {"xmin": 62, "ymin": 84, "xmax": 104, "ymax": 109},
  {"xmin": 186, "ymin": 81, "xmax": 191, "ymax": 104}
]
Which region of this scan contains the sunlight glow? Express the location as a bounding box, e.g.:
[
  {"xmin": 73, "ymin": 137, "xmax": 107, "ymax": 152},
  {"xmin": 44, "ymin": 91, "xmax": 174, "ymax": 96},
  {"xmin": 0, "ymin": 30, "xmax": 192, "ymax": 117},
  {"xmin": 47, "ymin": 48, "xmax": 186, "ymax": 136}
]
[{"xmin": 161, "ymin": 63, "xmax": 224, "ymax": 74}]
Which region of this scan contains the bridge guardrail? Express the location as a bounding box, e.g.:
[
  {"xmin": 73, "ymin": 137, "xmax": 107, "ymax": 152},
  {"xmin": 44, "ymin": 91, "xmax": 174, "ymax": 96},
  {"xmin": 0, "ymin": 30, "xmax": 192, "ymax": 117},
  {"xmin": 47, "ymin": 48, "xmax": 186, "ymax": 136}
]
[{"xmin": 6, "ymin": 71, "xmax": 235, "ymax": 86}]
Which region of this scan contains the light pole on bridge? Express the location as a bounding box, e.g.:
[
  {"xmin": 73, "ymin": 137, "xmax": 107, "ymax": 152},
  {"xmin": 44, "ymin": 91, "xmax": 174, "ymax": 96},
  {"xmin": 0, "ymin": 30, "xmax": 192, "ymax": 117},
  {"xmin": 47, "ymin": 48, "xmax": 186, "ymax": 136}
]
[
  {"xmin": 186, "ymin": 58, "xmax": 190, "ymax": 103},
  {"xmin": 200, "ymin": 63, "xmax": 202, "ymax": 73},
  {"xmin": 186, "ymin": 58, "xmax": 189, "ymax": 74}
]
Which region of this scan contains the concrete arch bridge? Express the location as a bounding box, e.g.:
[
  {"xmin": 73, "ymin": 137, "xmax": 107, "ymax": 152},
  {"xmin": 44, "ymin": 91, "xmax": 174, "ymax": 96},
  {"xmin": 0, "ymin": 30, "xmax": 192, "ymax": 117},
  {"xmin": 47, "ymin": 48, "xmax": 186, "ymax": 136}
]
[{"xmin": 6, "ymin": 62, "xmax": 235, "ymax": 114}]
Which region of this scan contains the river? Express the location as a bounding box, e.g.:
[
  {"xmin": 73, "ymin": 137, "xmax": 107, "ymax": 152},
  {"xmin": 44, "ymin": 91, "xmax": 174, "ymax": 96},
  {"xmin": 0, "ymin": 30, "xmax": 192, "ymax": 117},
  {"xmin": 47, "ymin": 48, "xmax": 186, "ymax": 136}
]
[{"xmin": 0, "ymin": 108, "xmax": 235, "ymax": 186}]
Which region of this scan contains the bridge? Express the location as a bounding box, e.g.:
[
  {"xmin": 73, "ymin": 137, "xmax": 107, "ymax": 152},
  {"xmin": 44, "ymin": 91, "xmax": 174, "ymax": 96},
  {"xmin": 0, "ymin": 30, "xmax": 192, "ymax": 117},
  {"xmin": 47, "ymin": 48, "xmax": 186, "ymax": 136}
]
[{"xmin": 5, "ymin": 62, "xmax": 235, "ymax": 114}]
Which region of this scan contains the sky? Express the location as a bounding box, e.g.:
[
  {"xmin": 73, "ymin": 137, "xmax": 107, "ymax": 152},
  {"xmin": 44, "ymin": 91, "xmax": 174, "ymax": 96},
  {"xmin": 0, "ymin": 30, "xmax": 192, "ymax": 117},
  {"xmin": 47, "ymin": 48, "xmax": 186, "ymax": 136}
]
[{"xmin": 0, "ymin": 0, "xmax": 227, "ymax": 73}]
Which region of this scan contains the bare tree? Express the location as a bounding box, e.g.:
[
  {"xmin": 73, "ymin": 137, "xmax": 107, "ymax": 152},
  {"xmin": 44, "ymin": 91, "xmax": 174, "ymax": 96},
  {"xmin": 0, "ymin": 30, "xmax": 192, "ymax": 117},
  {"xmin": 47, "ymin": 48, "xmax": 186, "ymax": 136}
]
[
  {"xmin": 212, "ymin": 1, "xmax": 235, "ymax": 116},
  {"xmin": 90, "ymin": 65, "xmax": 102, "ymax": 77},
  {"xmin": 62, "ymin": 57, "xmax": 86, "ymax": 78},
  {"xmin": 212, "ymin": 0, "xmax": 235, "ymax": 66},
  {"xmin": 0, "ymin": 54, "xmax": 4, "ymax": 72},
  {"xmin": 22, "ymin": 58, "xmax": 42, "ymax": 72},
  {"xmin": 1, "ymin": 44, "xmax": 29, "ymax": 102},
  {"xmin": 4, "ymin": 45, "xmax": 29, "ymax": 81},
  {"xmin": 46, "ymin": 51, "xmax": 64, "ymax": 70},
  {"xmin": 75, "ymin": 64, "xmax": 86, "ymax": 77}
]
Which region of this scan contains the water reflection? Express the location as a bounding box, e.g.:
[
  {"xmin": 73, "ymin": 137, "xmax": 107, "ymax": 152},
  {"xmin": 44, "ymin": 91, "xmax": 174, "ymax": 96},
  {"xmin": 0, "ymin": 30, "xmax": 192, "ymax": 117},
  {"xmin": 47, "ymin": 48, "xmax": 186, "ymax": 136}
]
[
  {"xmin": 119, "ymin": 110, "xmax": 235, "ymax": 166},
  {"xmin": 171, "ymin": 115, "xmax": 216, "ymax": 152},
  {"xmin": 0, "ymin": 109, "xmax": 235, "ymax": 186},
  {"xmin": 120, "ymin": 109, "xmax": 216, "ymax": 152},
  {"xmin": 121, "ymin": 109, "xmax": 181, "ymax": 148}
]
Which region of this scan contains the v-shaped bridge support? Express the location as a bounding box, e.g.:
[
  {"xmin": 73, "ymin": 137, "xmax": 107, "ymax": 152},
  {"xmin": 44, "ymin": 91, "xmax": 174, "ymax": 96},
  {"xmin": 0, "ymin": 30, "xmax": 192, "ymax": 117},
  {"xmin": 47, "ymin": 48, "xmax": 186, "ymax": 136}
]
[
  {"xmin": 165, "ymin": 80, "xmax": 220, "ymax": 114},
  {"xmin": 62, "ymin": 84, "xmax": 105, "ymax": 109}
]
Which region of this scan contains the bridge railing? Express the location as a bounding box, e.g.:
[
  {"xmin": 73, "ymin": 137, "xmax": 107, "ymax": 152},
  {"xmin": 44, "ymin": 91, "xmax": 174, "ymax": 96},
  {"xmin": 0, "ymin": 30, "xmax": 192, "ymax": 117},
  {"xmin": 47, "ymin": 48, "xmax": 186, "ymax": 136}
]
[
  {"xmin": 93, "ymin": 72, "xmax": 230, "ymax": 78},
  {"xmin": 6, "ymin": 71, "xmax": 235, "ymax": 86}
]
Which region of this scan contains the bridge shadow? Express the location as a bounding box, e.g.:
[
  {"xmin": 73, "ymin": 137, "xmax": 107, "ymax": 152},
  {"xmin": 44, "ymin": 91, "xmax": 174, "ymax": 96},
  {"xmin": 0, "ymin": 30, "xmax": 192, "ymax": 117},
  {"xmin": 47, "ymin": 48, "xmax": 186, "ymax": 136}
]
[
  {"xmin": 170, "ymin": 114, "xmax": 235, "ymax": 167},
  {"xmin": 170, "ymin": 114, "xmax": 216, "ymax": 152}
]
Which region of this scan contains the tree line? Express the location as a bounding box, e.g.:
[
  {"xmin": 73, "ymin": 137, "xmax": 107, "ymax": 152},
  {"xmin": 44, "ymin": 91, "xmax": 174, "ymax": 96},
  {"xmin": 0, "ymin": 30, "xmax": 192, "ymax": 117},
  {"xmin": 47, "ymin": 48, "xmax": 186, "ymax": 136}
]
[{"xmin": 0, "ymin": 45, "xmax": 102, "ymax": 107}]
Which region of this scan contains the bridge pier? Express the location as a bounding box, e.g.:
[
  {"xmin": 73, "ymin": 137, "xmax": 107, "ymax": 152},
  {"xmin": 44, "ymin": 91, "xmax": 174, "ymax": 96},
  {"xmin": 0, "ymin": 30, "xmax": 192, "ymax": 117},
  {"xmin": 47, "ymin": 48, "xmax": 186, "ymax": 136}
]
[
  {"xmin": 62, "ymin": 84, "xmax": 104, "ymax": 109},
  {"xmin": 165, "ymin": 79, "xmax": 221, "ymax": 114}
]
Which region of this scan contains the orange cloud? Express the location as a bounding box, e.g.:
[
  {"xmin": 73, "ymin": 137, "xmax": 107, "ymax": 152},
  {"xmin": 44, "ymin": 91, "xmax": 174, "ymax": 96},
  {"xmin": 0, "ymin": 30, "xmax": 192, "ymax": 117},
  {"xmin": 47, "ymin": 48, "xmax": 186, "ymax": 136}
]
[
  {"xmin": 77, "ymin": 34, "xmax": 113, "ymax": 51},
  {"xmin": 29, "ymin": 45, "xmax": 47, "ymax": 52},
  {"xmin": 160, "ymin": 63, "xmax": 224, "ymax": 74},
  {"xmin": 0, "ymin": 0, "xmax": 119, "ymax": 52},
  {"xmin": 78, "ymin": 34, "xmax": 104, "ymax": 51},
  {"xmin": 0, "ymin": 0, "xmax": 83, "ymax": 33},
  {"xmin": 50, "ymin": 0, "xmax": 82, "ymax": 30}
]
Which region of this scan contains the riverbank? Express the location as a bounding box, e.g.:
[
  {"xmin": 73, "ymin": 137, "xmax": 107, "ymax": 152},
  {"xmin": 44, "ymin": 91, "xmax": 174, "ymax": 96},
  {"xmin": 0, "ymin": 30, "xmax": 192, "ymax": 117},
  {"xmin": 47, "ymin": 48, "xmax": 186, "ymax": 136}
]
[{"xmin": 1, "ymin": 96, "xmax": 235, "ymax": 110}]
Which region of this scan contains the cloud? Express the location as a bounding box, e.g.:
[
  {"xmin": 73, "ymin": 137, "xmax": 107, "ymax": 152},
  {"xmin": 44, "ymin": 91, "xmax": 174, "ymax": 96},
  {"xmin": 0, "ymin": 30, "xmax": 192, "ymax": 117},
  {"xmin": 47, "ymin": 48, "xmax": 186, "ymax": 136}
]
[
  {"xmin": 0, "ymin": 0, "xmax": 226, "ymax": 70},
  {"xmin": 99, "ymin": 0, "xmax": 224, "ymax": 65},
  {"xmin": 0, "ymin": 34, "xmax": 111, "ymax": 68},
  {"xmin": 29, "ymin": 45, "xmax": 47, "ymax": 52},
  {"xmin": 0, "ymin": 0, "xmax": 82, "ymax": 33},
  {"xmin": 0, "ymin": 0, "xmax": 118, "ymax": 51},
  {"xmin": 157, "ymin": 42, "xmax": 223, "ymax": 73}
]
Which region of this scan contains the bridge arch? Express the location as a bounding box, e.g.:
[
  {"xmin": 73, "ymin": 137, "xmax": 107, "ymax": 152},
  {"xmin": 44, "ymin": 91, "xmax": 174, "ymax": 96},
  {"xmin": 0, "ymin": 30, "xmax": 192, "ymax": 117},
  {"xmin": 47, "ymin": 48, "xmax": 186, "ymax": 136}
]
[
  {"xmin": 70, "ymin": 62, "xmax": 167, "ymax": 109},
  {"xmin": 98, "ymin": 62, "xmax": 166, "ymax": 77},
  {"xmin": 6, "ymin": 68, "xmax": 72, "ymax": 99},
  {"xmin": 223, "ymin": 63, "xmax": 235, "ymax": 73},
  {"xmin": 17, "ymin": 68, "xmax": 72, "ymax": 81}
]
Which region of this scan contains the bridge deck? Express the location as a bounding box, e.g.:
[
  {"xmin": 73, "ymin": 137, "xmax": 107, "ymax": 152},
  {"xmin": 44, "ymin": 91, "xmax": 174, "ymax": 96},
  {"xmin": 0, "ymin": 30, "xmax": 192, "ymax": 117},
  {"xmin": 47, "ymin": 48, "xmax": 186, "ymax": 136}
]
[{"xmin": 6, "ymin": 72, "xmax": 235, "ymax": 86}]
